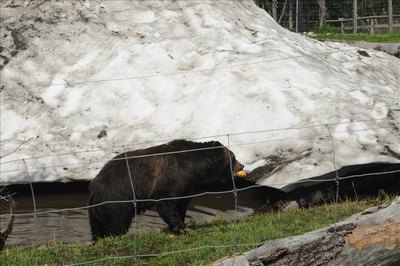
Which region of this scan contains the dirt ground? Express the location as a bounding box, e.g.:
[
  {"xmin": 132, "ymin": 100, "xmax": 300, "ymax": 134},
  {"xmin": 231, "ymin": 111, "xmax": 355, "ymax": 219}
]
[{"xmin": 332, "ymin": 41, "xmax": 400, "ymax": 58}]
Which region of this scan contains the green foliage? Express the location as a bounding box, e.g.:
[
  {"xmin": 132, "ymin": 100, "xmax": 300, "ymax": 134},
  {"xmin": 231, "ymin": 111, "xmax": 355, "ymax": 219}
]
[
  {"xmin": 315, "ymin": 25, "xmax": 340, "ymax": 34},
  {"xmin": 0, "ymin": 197, "xmax": 393, "ymax": 266},
  {"xmin": 313, "ymin": 30, "xmax": 400, "ymax": 43}
]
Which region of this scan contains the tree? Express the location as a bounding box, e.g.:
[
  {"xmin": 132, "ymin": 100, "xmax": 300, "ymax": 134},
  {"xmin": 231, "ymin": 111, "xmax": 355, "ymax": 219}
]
[
  {"xmin": 317, "ymin": 0, "xmax": 326, "ymax": 26},
  {"xmin": 211, "ymin": 198, "xmax": 400, "ymax": 265},
  {"xmin": 0, "ymin": 195, "xmax": 15, "ymax": 251}
]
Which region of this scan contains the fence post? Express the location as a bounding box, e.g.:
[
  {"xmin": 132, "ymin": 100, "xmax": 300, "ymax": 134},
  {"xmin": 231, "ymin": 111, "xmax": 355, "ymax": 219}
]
[
  {"xmin": 296, "ymin": 0, "xmax": 299, "ymax": 33},
  {"xmin": 123, "ymin": 146, "xmax": 138, "ymax": 262},
  {"xmin": 353, "ymin": 0, "xmax": 358, "ymax": 33},
  {"xmin": 339, "ymin": 18, "xmax": 345, "ymax": 34},
  {"xmin": 289, "ymin": 0, "xmax": 293, "ymax": 30},
  {"xmin": 388, "ymin": 0, "xmax": 393, "ymax": 33},
  {"xmin": 22, "ymin": 159, "xmax": 37, "ymax": 220},
  {"xmin": 272, "ymin": 0, "xmax": 278, "ymax": 21},
  {"xmin": 370, "ymin": 18, "xmax": 374, "ymax": 34}
]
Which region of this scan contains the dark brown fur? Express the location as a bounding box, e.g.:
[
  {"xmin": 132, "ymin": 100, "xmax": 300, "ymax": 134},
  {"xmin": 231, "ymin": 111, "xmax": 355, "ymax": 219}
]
[
  {"xmin": 0, "ymin": 196, "xmax": 15, "ymax": 251},
  {"xmin": 88, "ymin": 139, "xmax": 244, "ymax": 241}
]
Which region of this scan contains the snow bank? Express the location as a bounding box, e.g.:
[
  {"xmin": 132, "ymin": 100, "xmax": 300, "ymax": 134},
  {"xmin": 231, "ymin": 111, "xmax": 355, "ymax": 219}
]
[{"xmin": 1, "ymin": 0, "xmax": 399, "ymax": 188}]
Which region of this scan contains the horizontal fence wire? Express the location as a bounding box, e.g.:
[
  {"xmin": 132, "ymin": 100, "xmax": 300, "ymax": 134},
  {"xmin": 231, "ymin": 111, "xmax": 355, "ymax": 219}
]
[
  {"xmin": 0, "ymin": 22, "xmax": 399, "ymax": 264},
  {"xmin": 23, "ymin": 46, "xmax": 364, "ymax": 91},
  {"xmin": 0, "ymin": 118, "xmax": 394, "ymax": 174},
  {"xmin": 1, "ymin": 167, "xmax": 399, "ymax": 220},
  {"xmin": 65, "ymin": 242, "xmax": 266, "ymax": 266},
  {"xmin": 0, "ymin": 137, "xmax": 397, "ymax": 260},
  {"xmin": 3, "ymin": 165, "xmax": 396, "ymax": 265},
  {"xmin": 1, "ymin": 118, "xmax": 399, "ymax": 266},
  {"xmin": 1, "ymin": 117, "xmax": 390, "ymax": 164}
]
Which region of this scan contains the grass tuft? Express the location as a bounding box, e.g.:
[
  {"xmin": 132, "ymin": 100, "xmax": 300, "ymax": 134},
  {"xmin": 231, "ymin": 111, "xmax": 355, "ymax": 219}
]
[
  {"xmin": 311, "ymin": 30, "xmax": 400, "ymax": 43},
  {"xmin": 0, "ymin": 196, "xmax": 394, "ymax": 266}
]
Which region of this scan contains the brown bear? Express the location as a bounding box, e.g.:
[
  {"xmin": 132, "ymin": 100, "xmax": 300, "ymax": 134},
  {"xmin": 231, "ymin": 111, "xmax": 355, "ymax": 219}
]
[{"xmin": 88, "ymin": 139, "xmax": 245, "ymax": 241}]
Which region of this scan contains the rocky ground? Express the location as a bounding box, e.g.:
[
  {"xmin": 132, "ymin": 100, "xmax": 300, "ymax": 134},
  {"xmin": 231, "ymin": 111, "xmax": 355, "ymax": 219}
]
[{"xmin": 330, "ymin": 40, "xmax": 400, "ymax": 58}]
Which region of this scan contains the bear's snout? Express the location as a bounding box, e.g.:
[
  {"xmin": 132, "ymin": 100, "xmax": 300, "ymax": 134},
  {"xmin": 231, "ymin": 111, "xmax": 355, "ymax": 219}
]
[
  {"xmin": 233, "ymin": 161, "xmax": 247, "ymax": 178},
  {"xmin": 233, "ymin": 161, "xmax": 244, "ymax": 172}
]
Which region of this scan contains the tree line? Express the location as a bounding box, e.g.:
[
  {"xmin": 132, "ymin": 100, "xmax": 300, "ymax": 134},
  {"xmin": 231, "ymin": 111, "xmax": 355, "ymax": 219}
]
[{"xmin": 254, "ymin": 0, "xmax": 398, "ymax": 31}]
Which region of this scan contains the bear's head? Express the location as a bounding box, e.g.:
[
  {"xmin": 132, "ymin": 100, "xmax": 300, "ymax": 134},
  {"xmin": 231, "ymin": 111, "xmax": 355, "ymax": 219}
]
[{"xmin": 213, "ymin": 141, "xmax": 245, "ymax": 183}]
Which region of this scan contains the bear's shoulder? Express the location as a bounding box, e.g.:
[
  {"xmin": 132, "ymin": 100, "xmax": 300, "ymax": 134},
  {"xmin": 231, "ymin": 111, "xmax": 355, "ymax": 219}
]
[{"xmin": 167, "ymin": 139, "xmax": 223, "ymax": 149}]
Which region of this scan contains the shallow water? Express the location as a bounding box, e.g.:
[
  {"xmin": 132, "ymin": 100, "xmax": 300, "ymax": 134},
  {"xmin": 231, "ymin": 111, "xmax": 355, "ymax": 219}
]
[{"xmin": 2, "ymin": 188, "xmax": 265, "ymax": 248}]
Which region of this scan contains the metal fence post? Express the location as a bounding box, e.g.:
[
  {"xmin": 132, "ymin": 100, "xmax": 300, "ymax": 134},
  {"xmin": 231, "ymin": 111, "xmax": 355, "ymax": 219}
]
[
  {"xmin": 353, "ymin": 0, "xmax": 358, "ymax": 33},
  {"xmin": 296, "ymin": 0, "xmax": 299, "ymax": 33},
  {"xmin": 388, "ymin": 0, "xmax": 393, "ymax": 33}
]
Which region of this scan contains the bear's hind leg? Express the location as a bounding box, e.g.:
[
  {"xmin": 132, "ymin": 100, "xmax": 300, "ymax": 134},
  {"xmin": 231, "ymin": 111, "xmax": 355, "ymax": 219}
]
[
  {"xmin": 177, "ymin": 198, "xmax": 191, "ymax": 222},
  {"xmin": 89, "ymin": 208, "xmax": 107, "ymax": 241},
  {"xmin": 156, "ymin": 201, "xmax": 188, "ymax": 234},
  {"xmin": 106, "ymin": 202, "xmax": 134, "ymax": 237},
  {"xmin": 90, "ymin": 202, "xmax": 134, "ymax": 241}
]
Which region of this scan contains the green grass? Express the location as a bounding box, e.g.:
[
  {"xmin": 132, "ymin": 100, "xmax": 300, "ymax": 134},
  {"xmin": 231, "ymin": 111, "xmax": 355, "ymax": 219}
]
[
  {"xmin": 312, "ymin": 30, "xmax": 400, "ymax": 43},
  {"xmin": 0, "ymin": 197, "xmax": 392, "ymax": 266}
]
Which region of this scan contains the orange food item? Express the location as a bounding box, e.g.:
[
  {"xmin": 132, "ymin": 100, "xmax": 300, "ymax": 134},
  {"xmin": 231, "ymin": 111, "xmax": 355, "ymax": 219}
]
[{"xmin": 235, "ymin": 170, "xmax": 247, "ymax": 178}]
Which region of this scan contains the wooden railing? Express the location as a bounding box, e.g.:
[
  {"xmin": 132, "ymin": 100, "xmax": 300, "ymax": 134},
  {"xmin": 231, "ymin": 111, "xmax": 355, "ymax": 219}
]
[
  {"xmin": 326, "ymin": 15, "xmax": 400, "ymax": 34},
  {"xmin": 325, "ymin": 0, "xmax": 398, "ymax": 34}
]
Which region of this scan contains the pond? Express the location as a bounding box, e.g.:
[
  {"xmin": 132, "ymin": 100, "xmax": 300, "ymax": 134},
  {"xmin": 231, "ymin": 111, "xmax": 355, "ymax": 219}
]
[{"xmin": 2, "ymin": 182, "xmax": 268, "ymax": 248}]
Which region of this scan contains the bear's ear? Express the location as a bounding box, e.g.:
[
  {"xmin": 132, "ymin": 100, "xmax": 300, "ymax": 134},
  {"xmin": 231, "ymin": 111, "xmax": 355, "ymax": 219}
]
[
  {"xmin": 212, "ymin": 141, "xmax": 223, "ymax": 147},
  {"xmin": 221, "ymin": 147, "xmax": 232, "ymax": 162}
]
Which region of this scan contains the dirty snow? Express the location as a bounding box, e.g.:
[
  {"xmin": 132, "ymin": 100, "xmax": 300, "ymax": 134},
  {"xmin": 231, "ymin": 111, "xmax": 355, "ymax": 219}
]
[{"xmin": 0, "ymin": 0, "xmax": 399, "ymax": 188}]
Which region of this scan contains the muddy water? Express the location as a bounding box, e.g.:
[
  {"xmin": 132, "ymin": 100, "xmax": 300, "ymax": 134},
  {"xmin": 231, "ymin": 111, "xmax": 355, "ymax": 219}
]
[{"xmin": 2, "ymin": 187, "xmax": 266, "ymax": 248}]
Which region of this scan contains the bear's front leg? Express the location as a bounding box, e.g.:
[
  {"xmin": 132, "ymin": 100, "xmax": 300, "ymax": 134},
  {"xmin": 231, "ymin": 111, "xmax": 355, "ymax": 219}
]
[{"xmin": 155, "ymin": 201, "xmax": 189, "ymax": 234}]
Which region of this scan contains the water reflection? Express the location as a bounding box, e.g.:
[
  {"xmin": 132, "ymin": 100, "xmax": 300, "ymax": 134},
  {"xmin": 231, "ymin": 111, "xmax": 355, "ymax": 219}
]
[{"xmin": 2, "ymin": 190, "xmax": 261, "ymax": 247}]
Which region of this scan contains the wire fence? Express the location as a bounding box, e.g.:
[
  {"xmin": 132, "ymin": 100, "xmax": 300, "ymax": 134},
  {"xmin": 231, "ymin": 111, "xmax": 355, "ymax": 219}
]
[
  {"xmin": 1, "ymin": 119, "xmax": 400, "ymax": 265},
  {"xmin": 1, "ymin": 65, "xmax": 399, "ymax": 264},
  {"xmin": 0, "ymin": 2, "xmax": 399, "ymax": 261},
  {"xmin": 255, "ymin": 0, "xmax": 400, "ymax": 32},
  {"xmin": 0, "ymin": 118, "xmax": 399, "ymax": 187}
]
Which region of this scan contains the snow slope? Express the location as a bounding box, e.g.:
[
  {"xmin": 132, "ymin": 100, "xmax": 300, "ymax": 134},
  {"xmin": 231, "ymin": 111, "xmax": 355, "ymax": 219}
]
[{"xmin": 1, "ymin": 0, "xmax": 399, "ymax": 188}]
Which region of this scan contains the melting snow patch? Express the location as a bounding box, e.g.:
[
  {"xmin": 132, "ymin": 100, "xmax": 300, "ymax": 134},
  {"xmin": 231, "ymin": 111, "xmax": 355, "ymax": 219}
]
[{"xmin": 0, "ymin": 0, "xmax": 399, "ymax": 186}]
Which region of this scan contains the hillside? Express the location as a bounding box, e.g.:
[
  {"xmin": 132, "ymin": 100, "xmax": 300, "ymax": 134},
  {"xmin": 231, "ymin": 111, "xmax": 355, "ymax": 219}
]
[{"xmin": 1, "ymin": 0, "xmax": 399, "ymax": 189}]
